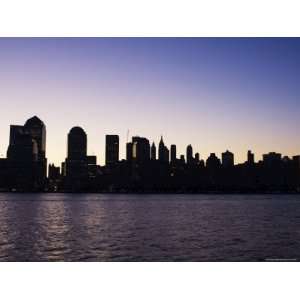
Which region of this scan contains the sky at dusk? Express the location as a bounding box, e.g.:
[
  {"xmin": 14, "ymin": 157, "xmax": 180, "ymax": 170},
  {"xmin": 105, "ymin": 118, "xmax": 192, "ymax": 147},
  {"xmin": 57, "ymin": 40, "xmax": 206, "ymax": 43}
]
[{"xmin": 0, "ymin": 38, "xmax": 300, "ymax": 166}]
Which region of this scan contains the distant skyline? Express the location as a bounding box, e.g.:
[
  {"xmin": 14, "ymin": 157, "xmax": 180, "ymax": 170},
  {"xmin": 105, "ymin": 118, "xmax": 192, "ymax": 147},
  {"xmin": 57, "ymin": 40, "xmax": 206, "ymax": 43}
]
[{"xmin": 0, "ymin": 38, "xmax": 300, "ymax": 166}]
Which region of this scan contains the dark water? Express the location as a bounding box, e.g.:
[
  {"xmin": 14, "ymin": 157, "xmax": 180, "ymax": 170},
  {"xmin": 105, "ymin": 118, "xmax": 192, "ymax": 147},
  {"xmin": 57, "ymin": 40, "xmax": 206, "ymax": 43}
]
[{"xmin": 0, "ymin": 193, "xmax": 299, "ymax": 261}]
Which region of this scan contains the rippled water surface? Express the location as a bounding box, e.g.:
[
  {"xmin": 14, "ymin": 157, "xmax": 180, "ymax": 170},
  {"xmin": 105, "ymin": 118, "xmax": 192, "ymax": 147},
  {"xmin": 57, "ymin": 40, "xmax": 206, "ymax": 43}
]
[{"xmin": 0, "ymin": 193, "xmax": 299, "ymax": 261}]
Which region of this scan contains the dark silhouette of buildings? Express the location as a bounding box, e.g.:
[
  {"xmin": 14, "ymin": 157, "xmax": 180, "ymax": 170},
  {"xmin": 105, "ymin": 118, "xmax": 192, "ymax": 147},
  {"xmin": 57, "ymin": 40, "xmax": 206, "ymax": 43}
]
[
  {"xmin": 170, "ymin": 144, "xmax": 176, "ymax": 163},
  {"xmin": 206, "ymin": 153, "xmax": 221, "ymax": 170},
  {"xmin": 49, "ymin": 163, "xmax": 60, "ymax": 180},
  {"xmin": 126, "ymin": 142, "xmax": 133, "ymax": 162},
  {"xmin": 48, "ymin": 163, "xmax": 61, "ymax": 192},
  {"xmin": 164, "ymin": 147, "xmax": 169, "ymax": 163},
  {"xmin": 158, "ymin": 136, "xmax": 169, "ymax": 163},
  {"xmin": 263, "ymin": 152, "xmax": 282, "ymax": 167},
  {"xmin": 132, "ymin": 136, "xmax": 150, "ymax": 163},
  {"xmin": 0, "ymin": 116, "xmax": 300, "ymax": 193},
  {"xmin": 180, "ymin": 154, "xmax": 185, "ymax": 163},
  {"xmin": 0, "ymin": 158, "xmax": 8, "ymax": 191},
  {"xmin": 24, "ymin": 116, "xmax": 47, "ymax": 188},
  {"xmin": 247, "ymin": 150, "xmax": 255, "ymax": 165},
  {"xmin": 67, "ymin": 127, "xmax": 87, "ymax": 160},
  {"xmin": 5, "ymin": 116, "xmax": 47, "ymax": 191},
  {"xmin": 65, "ymin": 127, "xmax": 88, "ymax": 191},
  {"xmin": 24, "ymin": 117, "xmax": 46, "ymax": 163},
  {"xmin": 151, "ymin": 142, "xmax": 156, "ymax": 160},
  {"xmin": 158, "ymin": 136, "xmax": 165, "ymax": 161},
  {"xmin": 186, "ymin": 144, "xmax": 193, "ymax": 165},
  {"xmin": 222, "ymin": 150, "xmax": 234, "ymax": 168},
  {"xmin": 105, "ymin": 135, "xmax": 119, "ymax": 166},
  {"xmin": 195, "ymin": 152, "xmax": 200, "ymax": 164}
]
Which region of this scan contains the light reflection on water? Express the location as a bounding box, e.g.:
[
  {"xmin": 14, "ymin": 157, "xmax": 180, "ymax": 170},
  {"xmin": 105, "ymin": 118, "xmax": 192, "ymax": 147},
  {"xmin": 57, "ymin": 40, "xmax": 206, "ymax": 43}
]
[{"xmin": 0, "ymin": 193, "xmax": 299, "ymax": 261}]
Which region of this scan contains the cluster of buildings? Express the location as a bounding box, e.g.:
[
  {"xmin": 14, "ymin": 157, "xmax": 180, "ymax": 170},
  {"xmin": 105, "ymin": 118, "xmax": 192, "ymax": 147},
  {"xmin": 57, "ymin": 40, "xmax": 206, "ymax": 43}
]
[{"xmin": 0, "ymin": 116, "xmax": 300, "ymax": 193}]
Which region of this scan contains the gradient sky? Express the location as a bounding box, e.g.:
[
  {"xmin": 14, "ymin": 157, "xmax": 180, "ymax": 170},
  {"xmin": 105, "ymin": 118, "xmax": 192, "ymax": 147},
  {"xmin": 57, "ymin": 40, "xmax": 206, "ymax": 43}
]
[{"xmin": 0, "ymin": 38, "xmax": 300, "ymax": 166}]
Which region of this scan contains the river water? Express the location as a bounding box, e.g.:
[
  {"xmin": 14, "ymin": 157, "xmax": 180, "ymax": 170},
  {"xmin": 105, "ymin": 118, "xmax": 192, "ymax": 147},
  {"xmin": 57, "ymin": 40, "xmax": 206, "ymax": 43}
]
[{"xmin": 0, "ymin": 193, "xmax": 299, "ymax": 261}]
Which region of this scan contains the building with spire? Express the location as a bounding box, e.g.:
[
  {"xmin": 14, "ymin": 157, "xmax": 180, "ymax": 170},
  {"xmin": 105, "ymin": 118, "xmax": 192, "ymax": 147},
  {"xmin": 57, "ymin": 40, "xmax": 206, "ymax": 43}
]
[{"xmin": 158, "ymin": 136, "xmax": 169, "ymax": 163}]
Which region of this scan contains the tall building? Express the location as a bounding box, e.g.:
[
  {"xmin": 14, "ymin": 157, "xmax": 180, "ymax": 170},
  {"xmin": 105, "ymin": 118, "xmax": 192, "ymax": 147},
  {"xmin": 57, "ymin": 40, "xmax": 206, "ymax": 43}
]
[
  {"xmin": 195, "ymin": 152, "xmax": 200, "ymax": 163},
  {"xmin": 7, "ymin": 125, "xmax": 38, "ymax": 162},
  {"xmin": 67, "ymin": 127, "xmax": 87, "ymax": 160},
  {"xmin": 158, "ymin": 136, "xmax": 165, "ymax": 162},
  {"xmin": 105, "ymin": 135, "xmax": 119, "ymax": 166},
  {"xmin": 164, "ymin": 146, "xmax": 169, "ymax": 163},
  {"xmin": 126, "ymin": 142, "xmax": 133, "ymax": 162},
  {"xmin": 247, "ymin": 150, "xmax": 254, "ymax": 164},
  {"xmin": 151, "ymin": 142, "xmax": 156, "ymax": 160},
  {"xmin": 24, "ymin": 116, "xmax": 47, "ymax": 186},
  {"xmin": 186, "ymin": 144, "xmax": 193, "ymax": 164},
  {"xmin": 132, "ymin": 136, "xmax": 150, "ymax": 164},
  {"xmin": 158, "ymin": 136, "xmax": 169, "ymax": 163},
  {"xmin": 170, "ymin": 144, "xmax": 176, "ymax": 163},
  {"xmin": 24, "ymin": 116, "xmax": 46, "ymax": 162},
  {"xmin": 6, "ymin": 116, "xmax": 47, "ymax": 191},
  {"xmin": 222, "ymin": 150, "xmax": 234, "ymax": 167},
  {"xmin": 65, "ymin": 126, "xmax": 88, "ymax": 189}
]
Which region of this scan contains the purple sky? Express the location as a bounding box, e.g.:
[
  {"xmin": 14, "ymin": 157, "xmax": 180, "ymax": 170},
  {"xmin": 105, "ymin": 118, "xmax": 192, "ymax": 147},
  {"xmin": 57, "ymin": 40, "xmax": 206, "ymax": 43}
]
[{"xmin": 0, "ymin": 38, "xmax": 299, "ymax": 166}]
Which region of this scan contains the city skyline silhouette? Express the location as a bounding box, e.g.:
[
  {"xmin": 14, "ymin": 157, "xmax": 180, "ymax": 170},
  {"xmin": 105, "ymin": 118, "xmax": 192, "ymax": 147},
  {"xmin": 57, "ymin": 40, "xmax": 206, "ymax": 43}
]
[
  {"xmin": 0, "ymin": 38, "xmax": 300, "ymax": 166},
  {"xmin": 0, "ymin": 115, "xmax": 299, "ymax": 192},
  {"xmin": 0, "ymin": 38, "xmax": 300, "ymax": 266}
]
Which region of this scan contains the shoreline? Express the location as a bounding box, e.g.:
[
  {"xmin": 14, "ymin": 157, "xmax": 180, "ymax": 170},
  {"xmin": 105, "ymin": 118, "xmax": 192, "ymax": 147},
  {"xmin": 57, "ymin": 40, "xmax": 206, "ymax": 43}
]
[{"xmin": 0, "ymin": 191, "xmax": 299, "ymax": 195}]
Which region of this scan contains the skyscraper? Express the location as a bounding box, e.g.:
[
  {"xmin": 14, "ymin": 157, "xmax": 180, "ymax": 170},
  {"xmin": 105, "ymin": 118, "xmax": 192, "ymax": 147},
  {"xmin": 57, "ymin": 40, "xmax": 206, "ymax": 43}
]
[
  {"xmin": 132, "ymin": 136, "xmax": 150, "ymax": 164},
  {"xmin": 105, "ymin": 135, "xmax": 119, "ymax": 166},
  {"xmin": 151, "ymin": 142, "xmax": 156, "ymax": 160},
  {"xmin": 222, "ymin": 150, "xmax": 234, "ymax": 167},
  {"xmin": 6, "ymin": 116, "xmax": 47, "ymax": 191},
  {"xmin": 186, "ymin": 144, "xmax": 193, "ymax": 165},
  {"xmin": 159, "ymin": 136, "xmax": 165, "ymax": 162},
  {"xmin": 158, "ymin": 136, "xmax": 169, "ymax": 163},
  {"xmin": 126, "ymin": 142, "xmax": 133, "ymax": 162},
  {"xmin": 67, "ymin": 127, "xmax": 87, "ymax": 160},
  {"xmin": 24, "ymin": 116, "xmax": 46, "ymax": 162},
  {"xmin": 7, "ymin": 125, "xmax": 38, "ymax": 162},
  {"xmin": 170, "ymin": 144, "xmax": 176, "ymax": 163},
  {"xmin": 195, "ymin": 152, "xmax": 200, "ymax": 163},
  {"xmin": 247, "ymin": 150, "xmax": 255, "ymax": 164},
  {"xmin": 164, "ymin": 146, "xmax": 169, "ymax": 163},
  {"xmin": 65, "ymin": 126, "xmax": 88, "ymax": 189},
  {"xmin": 24, "ymin": 116, "xmax": 47, "ymax": 184}
]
